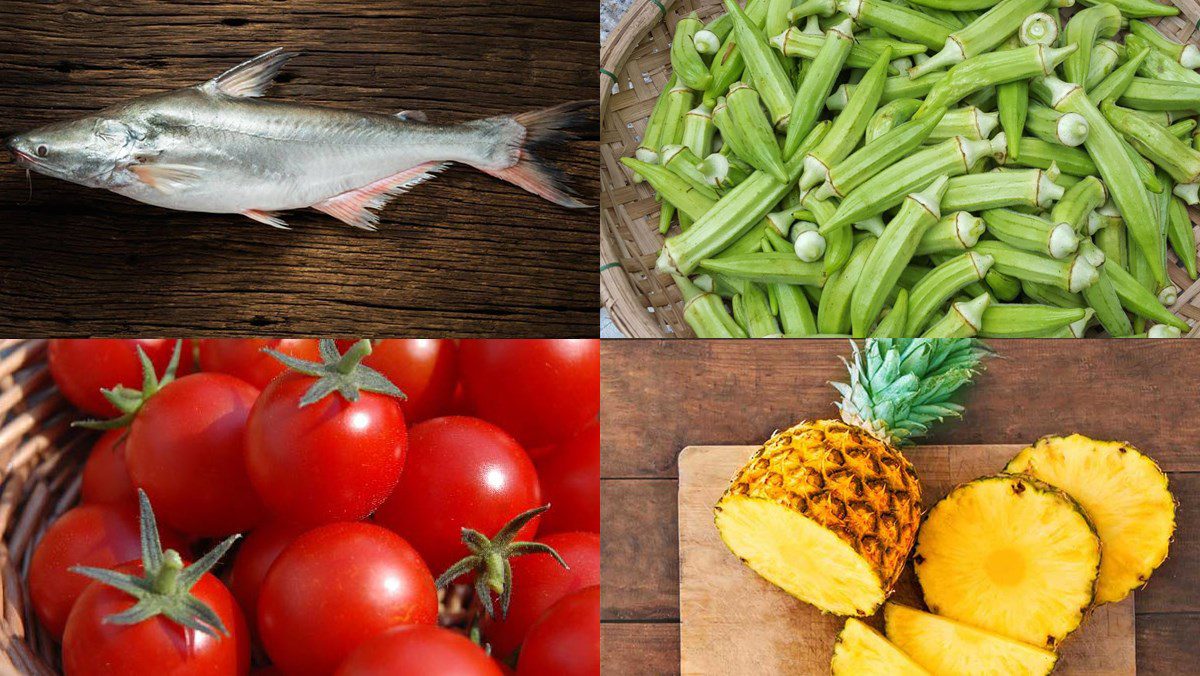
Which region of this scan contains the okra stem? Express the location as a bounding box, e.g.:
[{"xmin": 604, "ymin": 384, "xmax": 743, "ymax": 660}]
[
  {"xmin": 1166, "ymin": 196, "xmax": 1198, "ymax": 279},
  {"xmin": 1050, "ymin": 175, "xmax": 1107, "ymax": 233},
  {"xmin": 921, "ymin": 293, "xmax": 990, "ymax": 337},
  {"xmin": 673, "ymin": 274, "xmax": 748, "ymax": 338},
  {"xmin": 916, "ymin": 211, "xmax": 985, "ymax": 254}
]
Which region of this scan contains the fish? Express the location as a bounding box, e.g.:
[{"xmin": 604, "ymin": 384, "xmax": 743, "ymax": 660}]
[{"xmin": 5, "ymin": 48, "xmax": 592, "ymax": 230}]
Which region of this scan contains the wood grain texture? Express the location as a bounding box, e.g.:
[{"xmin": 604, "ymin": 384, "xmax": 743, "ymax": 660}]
[
  {"xmin": 600, "ymin": 339, "xmax": 1200, "ymax": 675},
  {"xmin": 679, "ymin": 445, "xmax": 1133, "ymax": 675},
  {"xmin": 0, "ymin": 0, "xmax": 597, "ymax": 336}
]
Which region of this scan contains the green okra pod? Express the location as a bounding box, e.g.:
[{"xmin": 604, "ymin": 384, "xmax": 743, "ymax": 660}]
[
  {"xmin": 698, "ymin": 153, "xmax": 751, "ymax": 191},
  {"xmin": 787, "ymin": 0, "xmax": 839, "ymax": 21},
  {"xmin": 942, "ymin": 168, "xmax": 1066, "ymax": 212},
  {"xmin": 620, "ymin": 157, "xmax": 717, "ymax": 221},
  {"xmin": 985, "ymin": 269, "xmax": 1024, "ymax": 300},
  {"xmin": 869, "ymin": 288, "xmax": 909, "ymax": 337},
  {"xmin": 904, "ymin": 251, "xmax": 995, "ymax": 334},
  {"xmin": 1001, "ymin": 137, "xmax": 1098, "ymax": 176},
  {"xmin": 916, "ymin": 211, "xmax": 985, "ymax": 254},
  {"xmin": 681, "ymin": 104, "xmax": 716, "ymax": 158},
  {"xmin": 917, "ymin": 44, "xmax": 1077, "ymax": 115},
  {"xmin": 674, "ymin": 274, "xmax": 748, "ymax": 338},
  {"xmin": 1169, "ymin": 119, "xmax": 1198, "ymax": 140},
  {"xmin": 1050, "ymin": 175, "xmax": 1107, "ymax": 233},
  {"xmin": 659, "ymin": 146, "xmax": 723, "ymax": 201},
  {"xmin": 1075, "ymin": 0, "xmax": 1177, "ymax": 19},
  {"xmin": 1167, "ymin": 195, "xmax": 1198, "ymax": 279},
  {"xmin": 1082, "ymin": 268, "xmax": 1135, "ymax": 336},
  {"xmin": 1128, "ymin": 19, "xmax": 1200, "ymax": 69},
  {"xmin": 740, "ymin": 283, "xmax": 782, "ymax": 337},
  {"xmin": 772, "ymin": 27, "xmax": 924, "ymax": 68},
  {"xmin": 978, "ymin": 303, "xmax": 1088, "ymax": 337},
  {"xmin": 635, "ymin": 74, "xmax": 680, "ymax": 166},
  {"xmin": 1022, "ymin": 280, "xmax": 1087, "ymax": 308},
  {"xmin": 817, "ymin": 108, "xmax": 947, "ymax": 200},
  {"xmin": 864, "ymin": 98, "xmax": 923, "ymax": 143},
  {"xmin": 817, "ymin": 235, "xmax": 878, "ymax": 333},
  {"xmin": 765, "ymin": 233, "xmax": 820, "ymax": 335},
  {"xmin": 1125, "ymin": 34, "xmax": 1200, "ymax": 86},
  {"xmin": 840, "ymin": 0, "xmax": 955, "ymax": 50},
  {"xmin": 1093, "ymin": 210, "xmax": 1128, "ymax": 267},
  {"xmin": 1104, "ymin": 260, "xmax": 1191, "ymax": 330},
  {"xmin": 672, "ymin": 13, "xmax": 714, "ymax": 91},
  {"xmin": 1062, "ymin": 3, "xmax": 1123, "ymax": 85},
  {"xmin": 1174, "ymin": 181, "xmax": 1199, "ymax": 205},
  {"xmin": 724, "ymin": 0, "xmax": 797, "ymax": 129},
  {"xmin": 698, "ymin": 253, "xmax": 828, "ymax": 286},
  {"xmin": 1089, "ymin": 47, "xmax": 1151, "ymax": 106},
  {"xmin": 973, "ymin": 239, "xmax": 1099, "ymax": 291},
  {"xmin": 705, "ymin": 36, "xmax": 747, "ymax": 107},
  {"xmin": 996, "ymin": 38, "xmax": 1029, "ymax": 160},
  {"xmin": 921, "ymin": 293, "xmax": 990, "ymax": 337},
  {"xmin": 1084, "ymin": 40, "xmax": 1124, "ymax": 89},
  {"xmin": 1119, "ymin": 78, "xmax": 1200, "ymax": 113},
  {"xmin": 1025, "ymin": 105, "xmax": 1090, "ymax": 147},
  {"xmin": 909, "ymin": 0, "xmax": 1060, "ymax": 78},
  {"xmin": 1102, "ymin": 100, "xmax": 1200, "ymax": 184},
  {"xmin": 981, "ymin": 208, "xmax": 1081, "ymax": 259},
  {"xmin": 723, "ymin": 84, "xmax": 789, "ymax": 181},
  {"xmin": 926, "ymin": 106, "xmax": 999, "ymax": 142},
  {"xmin": 904, "ymin": 0, "xmax": 1007, "ymax": 10},
  {"xmin": 800, "ymin": 47, "xmax": 892, "ymax": 190},
  {"xmin": 784, "ymin": 18, "xmax": 856, "ymax": 157}
]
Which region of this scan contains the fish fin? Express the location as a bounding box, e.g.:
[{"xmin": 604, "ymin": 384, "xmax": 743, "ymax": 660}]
[
  {"xmin": 395, "ymin": 110, "xmax": 428, "ymax": 122},
  {"xmin": 242, "ymin": 209, "xmax": 291, "ymax": 229},
  {"xmin": 205, "ymin": 48, "xmax": 300, "ymax": 98},
  {"xmin": 312, "ymin": 161, "xmax": 450, "ymax": 231},
  {"xmin": 477, "ymin": 101, "xmax": 595, "ymax": 209},
  {"xmin": 129, "ymin": 163, "xmax": 205, "ymax": 193}
]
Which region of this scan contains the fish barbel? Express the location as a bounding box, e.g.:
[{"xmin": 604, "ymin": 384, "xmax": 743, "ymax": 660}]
[{"xmin": 5, "ymin": 48, "xmax": 592, "ymax": 230}]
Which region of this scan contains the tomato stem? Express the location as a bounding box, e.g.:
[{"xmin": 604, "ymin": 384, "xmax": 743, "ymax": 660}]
[
  {"xmin": 72, "ymin": 340, "xmax": 186, "ymax": 431},
  {"xmin": 335, "ymin": 339, "xmax": 373, "ymax": 375},
  {"xmin": 263, "ymin": 339, "xmax": 407, "ymax": 407}
]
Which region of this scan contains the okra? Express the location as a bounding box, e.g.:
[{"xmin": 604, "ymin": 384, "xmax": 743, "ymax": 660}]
[
  {"xmin": 681, "ymin": 104, "xmax": 717, "ymax": 158},
  {"xmin": 817, "ymin": 108, "xmax": 946, "ymax": 200},
  {"xmin": 620, "ymin": 158, "xmax": 717, "ymax": 221},
  {"xmin": 1088, "ymin": 47, "xmax": 1150, "ymax": 105},
  {"xmin": 1167, "ymin": 195, "xmax": 1198, "ymax": 279},
  {"xmin": 943, "ymin": 169, "xmax": 1065, "ymax": 212},
  {"xmin": 772, "ymin": 27, "xmax": 924, "ymax": 68},
  {"xmin": 1175, "ymin": 181, "xmax": 1199, "ymax": 205},
  {"xmin": 985, "ymin": 269, "xmax": 1024, "ymax": 300},
  {"xmin": 1018, "ymin": 12, "xmax": 1059, "ymax": 46},
  {"xmin": 723, "ymin": 0, "xmax": 796, "ymax": 128},
  {"xmin": 909, "ymin": 0, "xmax": 1060, "ymax": 78},
  {"xmin": 723, "ymin": 85, "xmax": 789, "ymax": 181},
  {"xmin": 660, "ymin": 146, "xmax": 723, "ymax": 201},
  {"xmin": 1025, "ymin": 105, "xmax": 1089, "ymax": 147},
  {"xmin": 904, "ymin": 0, "xmax": 1008, "ymax": 10},
  {"xmin": 1119, "ymin": 78, "xmax": 1200, "ymax": 113},
  {"xmin": 922, "ymin": 293, "xmax": 990, "ymax": 337},
  {"xmin": 823, "ymin": 133, "xmax": 1004, "ymax": 232},
  {"xmin": 784, "ymin": 19, "xmax": 856, "ymax": 156},
  {"xmin": 1001, "ymin": 137, "xmax": 1098, "ymax": 176},
  {"xmin": 817, "ymin": 235, "xmax": 878, "ymax": 333},
  {"xmin": 674, "ymin": 274, "xmax": 748, "ymax": 338},
  {"xmin": 997, "ymin": 38, "xmax": 1029, "ymax": 159},
  {"xmin": 699, "ymin": 153, "xmax": 750, "ymax": 190},
  {"xmin": 1169, "ymin": 118, "xmax": 1197, "ymax": 140},
  {"xmin": 865, "ymin": 98, "xmax": 923, "ymax": 142},
  {"xmin": 705, "ymin": 35, "xmax": 748, "ymax": 107},
  {"xmin": 1094, "ymin": 211, "xmax": 1128, "ymax": 266},
  {"xmin": 978, "ymin": 303, "xmax": 1088, "ymax": 336},
  {"xmin": 740, "ymin": 283, "xmax": 780, "ymax": 337},
  {"xmin": 1050, "ymin": 175, "xmax": 1107, "ymax": 232},
  {"xmin": 1075, "ymin": 0, "xmax": 1178, "ymax": 17},
  {"xmin": 1125, "ymin": 34, "xmax": 1200, "ymax": 86},
  {"xmin": 916, "ymin": 211, "xmax": 985, "ymax": 254},
  {"xmin": 800, "ymin": 48, "xmax": 892, "ymax": 189},
  {"xmin": 1102, "ymin": 100, "xmax": 1200, "ymax": 184},
  {"xmin": 973, "ymin": 239, "xmax": 1099, "ymax": 291},
  {"xmin": 869, "ymin": 288, "xmax": 909, "ymax": 337},
  {"xmin": 1062, "ymin": 3, "xmax": 1123, "ymax": 85},
  {"xmin": 698, "ymin": 253, "xmax": 828, "ymax": 286},
  {"xmin": 904, "ymin": 251, "xmax": 995, "ymax": 334},
  {"xmin": 672, "ymin": 13, "xmax": 714, "ymax": 91},
  {"xmin": 1082, "ymin": 268, "xmax": 1134, "ymax": 336},
  {"xmin": 1085, "ymin": 40, "xmax": 1124, "ymax": 89},
  {"xmin": 981, "ymin": 209, "xmax": 1081, "ymax": 258},
  {"xmin": 1104, "ymin": 260, "xmax": 1191, "ymax": 329},
  {"xmin": 841, "ymin": 0, "xmax": 955, "ymax": 51},
  {"xmin": 787, "ymin": 0, "xmax": 839, "ymax": 21},
  {"xmin": 1130, "ymin": 21, "xmax": 1197, "ymax": 61},
  {"xmin": 926, "ymin": 105, "xmax": 999, "ymax": 142},
  {"xmin": 917, "ymin": 44, "xmax": 1077, "ymax": 115},
  {"xmin": 1022, "ymin": 279, "xmax": 1087, "ymax": 307},
  {"xmin": 851, "ymin": 176, "xmax": 948, "ymax": 336},
  {"xmin": 1147, "ymin": 324, "xmax": 1184, "ymax": 337}
]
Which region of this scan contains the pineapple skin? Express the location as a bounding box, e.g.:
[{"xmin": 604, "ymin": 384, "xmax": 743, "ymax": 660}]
[{"xmin": 719, "ymin": 419, "xmax": 923, "ymax": 606}]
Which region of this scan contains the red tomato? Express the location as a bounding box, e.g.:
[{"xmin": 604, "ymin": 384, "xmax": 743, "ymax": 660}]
[
  {"xmin": 197, "ymin": 339, "xmax": 322, "ymax": 390},
  {"xmin": 257, "ymin": 523, "xmax": 438, "ymax": 676},
  {"xmin": 28, "ymin": 504, "xmax": 185, "ymax": 641},
  {"xmin": 458, "ymin": 340, "xmax": 599, "ymax": 456},
  {"xmin": 374, "ymin": 416, "xmax": 542, "ymax": 576},
  {"xmin": 535, "ymin": 420, "xmax": 599, "ymax": 535},
  {"xmin": 245, "ymin": 372, "xmax": 407, "ymax": 526},
  {"xmin": 359, "ymin": 339, "xmax": 458, "ymax": 423},
  {"xmin": 62, "ymin": 561, "xmax": 249, "ymax": 676},
  {"xmin": 226, "ymin": 522, "xmax": 307, "ymax": 640},
  {"xmin": 48, "ymin": 339, "xmax": 194, "ymax": 417},
  {"xmin": 126, "ymin": 373, "xmax": 264, "ymax": 537},
  {"xmin": 517, "ymin": 586, "xmax": 600, "ymax": 676},
  {"xmin": 482, "ymin": 532, "xmax": 601, "ymax": 659},
  {"xmin": 80, "ymin": 430, "xmax": 137, "ymax": 507},
  {"xmin": 335, "ymin": 625, "xmax": 502, "ymax": 676}
]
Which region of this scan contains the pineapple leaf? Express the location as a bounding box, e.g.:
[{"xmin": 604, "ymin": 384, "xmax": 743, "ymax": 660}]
[{"xmin": 834, "ymin": 339, "xmax": 989, "ymax": 445}]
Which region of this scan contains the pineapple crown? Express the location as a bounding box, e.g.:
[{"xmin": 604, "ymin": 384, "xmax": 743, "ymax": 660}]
[{"xmin": 832, "ymin": 339, "xmax": 990, "ymax": 446}]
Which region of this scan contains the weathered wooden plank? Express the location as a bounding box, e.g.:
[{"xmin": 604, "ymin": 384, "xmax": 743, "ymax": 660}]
[
  {"xmin": 0, "ymin": 0, "xmax": 597, "ymax": 336},
  {"xmin": 1136, "ymin": 613, "xmax": 1200, "ymax": 675},
  {"xmin": 601, "ymin": 623, "xmax": 679, "ymax": 676}
]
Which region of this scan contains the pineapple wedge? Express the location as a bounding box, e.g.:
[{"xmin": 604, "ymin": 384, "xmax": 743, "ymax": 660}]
[
  {"xmin": 914, "ymin": 474, "xmax": 1100, "ymax": 649},
  {"xmin": 884, "ymin": 603, "xmax": 1057, "ymax": 676},
  {"xmin": 831, "ymin": 618, "xmax": 930, "ymax": 676},
  {"xmin": 1006, "ymin": 434, "xmax": 1176, "ymax": 605}
]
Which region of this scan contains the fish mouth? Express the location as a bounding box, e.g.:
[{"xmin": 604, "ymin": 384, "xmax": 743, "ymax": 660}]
[{"xmin": 10, "ymin": 149, "xmax": 38, "ymax": 165}]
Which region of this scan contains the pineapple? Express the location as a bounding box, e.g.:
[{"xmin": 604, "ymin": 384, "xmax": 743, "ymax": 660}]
[
  {"xmin": 1005, "ymin": 434, "xmax": 1176, "ymax": 605},
  {"xmin": 831, "ymin": 618, "xmax": 931, "ymax": 676},
  {"xmin": 715, "ymin": 339, "xmax": 987, "ymax": 616},
  {"xmin": 884, "ymin": 603, "xmax": 1057, "ymax": 676},
  {"xmin": 914, "ymin": 474, "xmax": 1101, "ymax": 649}
]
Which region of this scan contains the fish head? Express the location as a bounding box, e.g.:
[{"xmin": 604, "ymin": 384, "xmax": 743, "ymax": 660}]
[{"xmin": 6, "ymin": 116, "xmax": 144, "ymax": 188}]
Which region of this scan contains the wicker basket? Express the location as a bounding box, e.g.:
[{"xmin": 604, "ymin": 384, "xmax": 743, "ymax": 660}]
[
  {"xmin": 600, "ymin": 0, "xmax": 1200, "ymax": 337},
  {"xmin": 0, "ymin": 339, "xmax": 476, "ymax": 675}
]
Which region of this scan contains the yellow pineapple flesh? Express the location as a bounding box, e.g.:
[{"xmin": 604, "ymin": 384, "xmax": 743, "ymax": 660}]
[
  {"xmin": 884, "ymin": 603, "xmax": 1057, "ymax": 676},
  {"xmin": 715, "ymin": 419, "xmax": 922, "ymax": 616},
  {"xmin": 1006, "ymin": 434, "xmax": 1176, "ymax": 605},
  {"xmin": 914, "ymin": 474, "xmax": 1100, "ymax": 649},
  {"xmin": 831, "ymin": 618, "xmax": 931, "ymax": 676}
]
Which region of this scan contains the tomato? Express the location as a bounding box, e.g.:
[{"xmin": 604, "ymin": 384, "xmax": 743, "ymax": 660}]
[
  {"xmin": 535, "ymin": 420, "xmax": 599, "ymax": 535},
  {"xmin": 62, "ymin": 561, "xmax": 249, "ymax": 676},
  {"xmin": 197, "ymin": 339, "xmax": 322, "ymax": 390},
  {"xmin": 257, "ymin": 522, "xmax": 438, "ymax": 676},
  {"xmin": 374, "ymin": 416, "xmax": 541, "ymax": 576},
  {"xmin": 335, "ymin": 625, "xmax": 502, "ymax": 676},
  {"xmin": 458, "ymin": 340, "xmax": 599, "ymax": 456},
  {"xmin": 226, "ymin": 522, "xmax": 307, "ymax": 640},
  {"xmin": 244, "ymin": 344, "xmax": 408, "ymax": 526},
  {"xmin": 481, "ymin": 532, "xmax": 601, "ymax": 659},
  {"xmin": 28, "ymin": 504, "xmax": 185, "ymax": 640},
  {"xmin": 48, "ymin": 339, "xmax": 194, "ymax": 417},
  {"xmin": 517, "ymin": 586, "xmax": 600, "ymax": 676},
  {"xmin": 126, "ymin": 373, "xmax": 264, "ymax": 537},
  {"xmin": 357, "ymin": 339, "xmax": 458, "ymax": 423},
  {"xmin": 80, "ymin": 429, "xmax": 137, "ymax": 506}
]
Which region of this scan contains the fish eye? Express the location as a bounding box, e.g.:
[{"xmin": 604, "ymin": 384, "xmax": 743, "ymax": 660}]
[{"xmin": 35, "ymin": 145, "xmax": 48, "ymax": 158}]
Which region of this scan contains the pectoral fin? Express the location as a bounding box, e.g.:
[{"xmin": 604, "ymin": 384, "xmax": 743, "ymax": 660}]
[
  {"xmin": 312, "ymin": 162, "xmax": 450, "ymax": 230},
  {"xmin": 204, "ymin": 48, "xmax": 300, "ymax": 98},
  {"xmin": 395, "ymin": 110, "xmax": 428, "ymax": 122},
  {"xmin": 129, "ymin": 163, "xmax": 205, "ymax": 193},
  {"xmin": 242, "ymin": 209, "xmax": 290, "ymax": 229}
]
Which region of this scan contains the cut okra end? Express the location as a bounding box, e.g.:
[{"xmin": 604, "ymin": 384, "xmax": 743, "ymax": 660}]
[
  {"xmin": 1158, "ymin": 285, "xmax": 1180, "ymax": 306},
  {"xmin": 1068, "ymin": 256, "xmax": 1100, "ymax": 294},
  {"xmin": 1055, "ymin": 112, "xmax": 1090, "ymax": 147},
  {"xmin": 794, "ymin": 231, "xmax": 827, "ymax": 262},
  {"xmin": 1148, "ymin": 324, "xmax": 1184, "ymax": 338},
  {"xmin": 693, "ymin": 30, "xmax": 720, "ymax": 55},
  {"xmin": 1049, "ymin": 223, "xmax": 1081, "ymax": 260}
]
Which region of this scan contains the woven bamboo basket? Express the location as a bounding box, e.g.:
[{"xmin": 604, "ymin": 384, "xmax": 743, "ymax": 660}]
[
  {"xmin": 600, "ymin": 0, "xmax": 1200, "ymax": 337},
  {"xmin": 0, "ymin": 339, "xmax": 477, "ymax": 675}
]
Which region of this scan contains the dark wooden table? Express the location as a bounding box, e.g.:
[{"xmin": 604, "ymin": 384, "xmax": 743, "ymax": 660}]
[
  {"xmin": 601, "ymin": 340, "xmax": 1200, "ymax": 675},
  {"xmin": 0, "ymin": 0, "xmax": 597, "ymax": 336}
]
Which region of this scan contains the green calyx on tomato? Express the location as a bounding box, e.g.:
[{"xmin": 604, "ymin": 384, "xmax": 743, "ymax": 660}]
[
  {"xmin": 436, "ymin": 504, "xmax": 568, "ymax": 620},
  {"xmin": 69, "ymin": 490, "xmax": 239, "ymax": 638},
  {"xmin": 264, "ymin": 339, "xmax": 406, "ymax": 407},
  {"xmin": 73, "ymin": 341, "xmax": 185, "ymax": 431}
]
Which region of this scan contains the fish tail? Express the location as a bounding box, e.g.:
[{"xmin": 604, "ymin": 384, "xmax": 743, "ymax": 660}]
[{"xmin": 479, "ymin": 100, "xmax": 596, "ymax": 209}]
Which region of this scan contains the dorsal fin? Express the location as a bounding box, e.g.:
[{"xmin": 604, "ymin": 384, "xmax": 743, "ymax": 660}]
[
  {"xmin": 395, "ymin": 110, "xmax": 428, "ymax": 122},
  {"xmin": 204, "ymin": 48, "xmax": 300, "ymax": 98}
]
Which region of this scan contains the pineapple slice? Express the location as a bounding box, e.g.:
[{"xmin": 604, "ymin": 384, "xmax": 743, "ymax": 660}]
[
  {"xmin": 1006, "ymin": 434, "xmax": 1176, "ymax": 605},
  {"xmin": 831, "ymin": 618, "xmax": 930, "ymax": 676},
  {"xmin": 884, "ymin": 603, "xmax": 1057, "ymax": 676},
  {"xmin": 914, "ymin": 474, "xmax": 1100, "ymax": 649}
]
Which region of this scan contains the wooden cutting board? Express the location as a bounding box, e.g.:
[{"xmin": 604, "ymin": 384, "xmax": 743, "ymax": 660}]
[{"xmin": 678, "ymin": 444, "xmax": 1135, "ymax": 676}]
